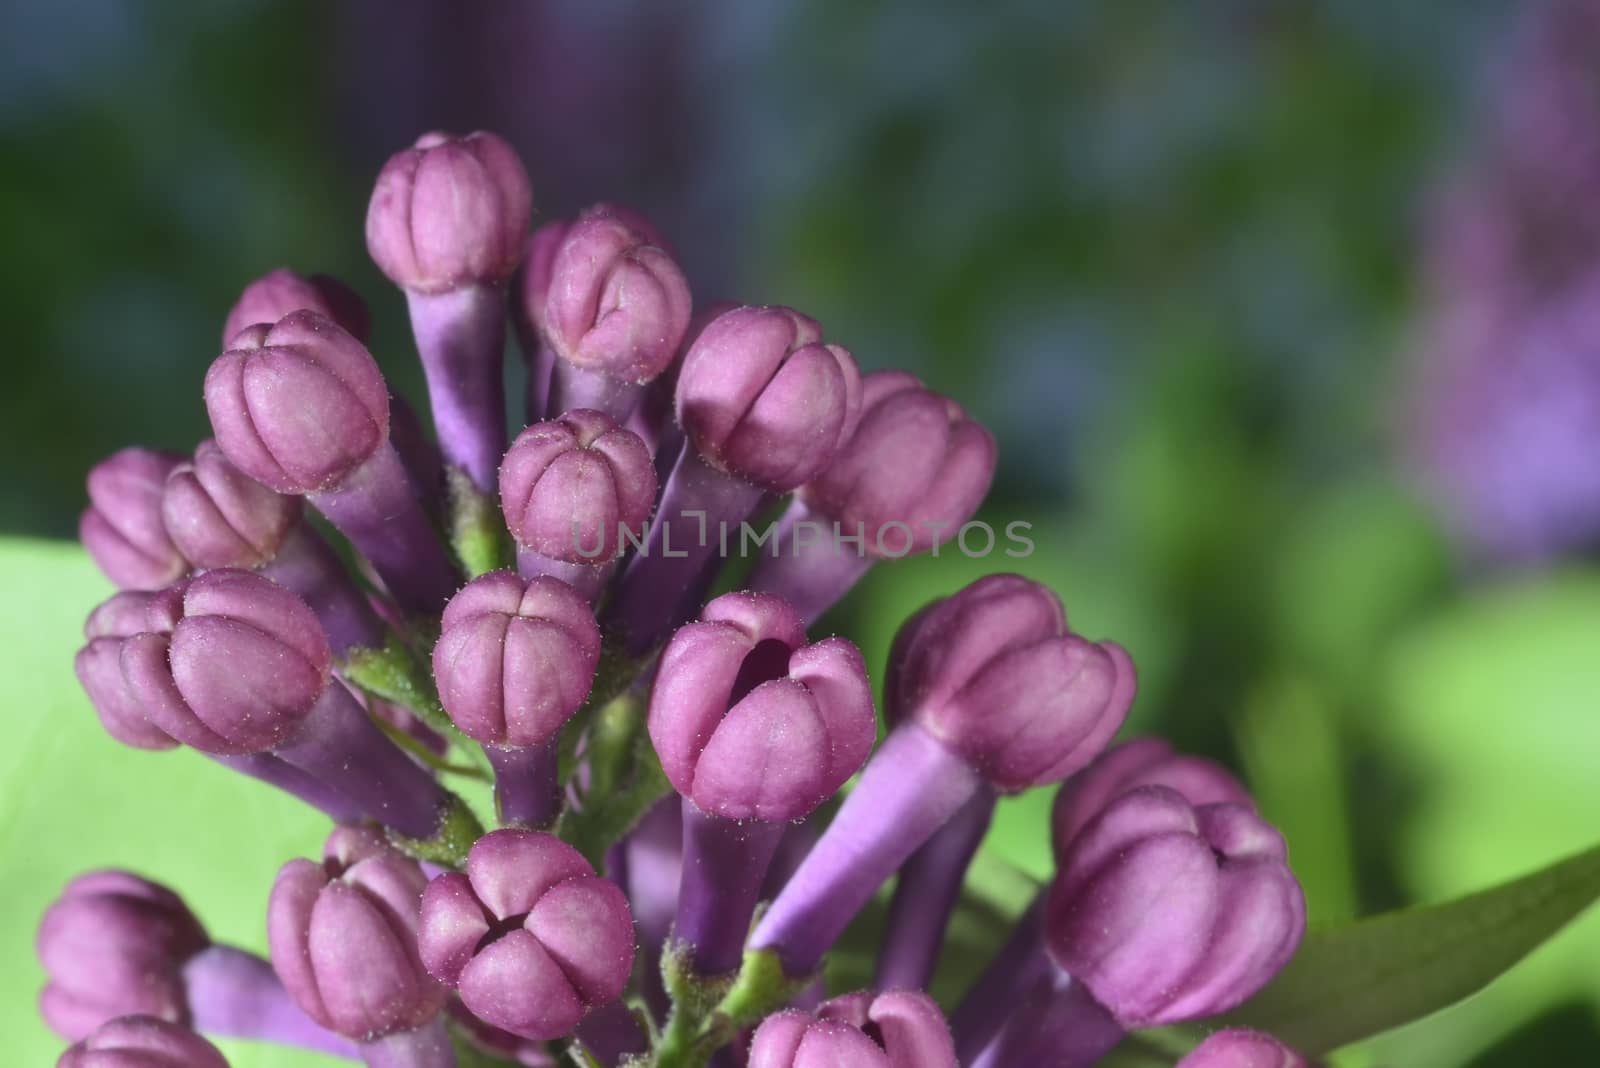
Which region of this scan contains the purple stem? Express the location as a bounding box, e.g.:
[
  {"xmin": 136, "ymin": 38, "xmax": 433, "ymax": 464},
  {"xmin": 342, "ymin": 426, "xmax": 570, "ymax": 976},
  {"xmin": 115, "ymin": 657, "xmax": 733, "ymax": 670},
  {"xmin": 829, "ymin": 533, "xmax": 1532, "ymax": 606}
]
[
  {"xmin": 546, "ymin": 362, "xmax": 645, "ymax": 424},
  {"xmin": 743, "ymin": 499, "xmax": 874, "ymax": 625},
  {"xmin": 761, "ymin": 819, "xmax": 817, "ymax": 901},
  {"xmin": 275, "ymin": 682, "xmax": 448, "ymax": 840},
  {"xmin": 749, "ymin": 725, "xmax": 982, "ymax": 976},
  {"xmin": 405, "ymin": 284, "xmax": 509, "ymax": 494},
  {"xmin": 676, "ymin": 802, "xmax": 787, "ymax": 976},
  {"xmin": 485, "ymin": 740, "xmax": 562, "ymax": 828},
  {"xmin": 308, "ymin": 443, "xmax": 458, "ymax": 614},
  {"xmin": 607, "ymin": 447, "xmax": 767, "ymax": 656},
  {"xmin": 874, "ymin": 786, "xmax": 996, "ymax": 991},
  {"xmin": 514, "ymin": 547, "xmax": 612, "ymax": 604},
  {"xmin": 625, "ymin": 798, "xmax": 683, "ymax": 1019},
  {"xmin": 389, "ymin": 393, "xmax": 446, "ymax": 520},
  {"xmin": 950, "ymin": 894, "xmax": 1050, "ymax": 1064},
  {"xmin": 258, "ymin": 524, "xmax": 387, "ymax": 656},
  {"xmin": 208, "ymin": 753, "xmax": 364, "ymax": 824},
  {"xmin": 360, "ymin": 1017, "xmax": 455, "ymax": 1068},
  {"xmin": 574, "ymin": 1000, "xmax": 648, "ymax": 1066},
  {"xmin": 184, "ymin": 944, "xmax": 359, "ymax": 1059},
  {"xmin": 968, "ymin": 969, "xmax": 1123, "ymax": 1068},
  {"xmin": 512, "ymin": 312, "xmax": 555, "ymax": 425}
]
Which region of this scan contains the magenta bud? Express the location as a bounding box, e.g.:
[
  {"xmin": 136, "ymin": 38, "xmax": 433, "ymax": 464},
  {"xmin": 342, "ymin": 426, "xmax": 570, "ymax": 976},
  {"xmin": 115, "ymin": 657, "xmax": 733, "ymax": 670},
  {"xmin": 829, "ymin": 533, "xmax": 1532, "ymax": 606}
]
[
  {"xmin": 160, "ymin": 440, "xmax": 303, "ymax": 570},
  {"xmin": 649, "ymin": 592, "xmax": 876, "ymax": 821},
  {"xmin": 498, "ymin": 410, "xmax": 657, "ymax": 564},
  {"xmin": 433, "ymin": 571, "xmax": 602, "ymax": 746},
  {"xmin": 80, "ymin": 449, "xmax": 188, "ymax": 590},
  {"xmin": 76, "ymin": 592, "xmax": 175, "ymax": 751},
  {"xmin": 1177, "ymin": 1029, "xmax": 1306, "ymax": 1068},
  {"xmin": 204, "ymin": 311, "xmax": 391, "ymax": 495},
  {"xmin": 749, "ymin": 990, "xmax": 958, "ymax": 1068},
  {"xmin": 1053, "ymin": 737, "xmax": 1252, "ymax": 856},
  {"xmin": 886, "ymin": 574, "xmax": 1135, "ymax": 793},
  {"xmin": 366, "ymin": 130, "xmax": 533, "ymax": 293},
  {"xmin": 676, "ymin": 306, "xmax": 863, "ymax": 491},
  {"xmin": 267, "ymin": 827, "xmax": 445, "ymax": 1040},
  {"xmin": 116, "ymin": 569, "xmax": 331, "ymax": 756},
  {"xmin": 37, "ymin": 872, "xmax": 209, "ymax": 1041},
  {"xmin": 516, "ymin": 204, "xmax": 669, "ymax": 342},
  {"xmin": 223, "ymin": 268, "xmax": 370, "ymax": 346},
  {"xmin": 543, "ymin": 206, "xmax": 692, "ymax": 383},
  {"xmin": 803, "ymin": 372, "xmax": 997, "ymax": 555},
  {"xmin": 417, "ymin": 830, "xmax": 635, "ymax": 1041},
  {"xmin": 1046, "ymin": 787, "xmax": 1306, "ymax": 1027},
  {"xmin": 57, "ymin": 1016, "xmax": 229, "ymax": 1068}
]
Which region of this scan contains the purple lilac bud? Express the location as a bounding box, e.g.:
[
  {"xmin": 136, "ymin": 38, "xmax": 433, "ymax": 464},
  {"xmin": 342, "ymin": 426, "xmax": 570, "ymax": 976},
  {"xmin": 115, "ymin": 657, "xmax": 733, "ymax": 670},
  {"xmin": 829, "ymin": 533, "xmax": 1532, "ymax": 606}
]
[
  {"xmin": 1052, "ymin": 737, "xmax": 1252, "ymax": 854},
  {"xmin": 57, "ymin": 1016, "xmax": 229, "ymax": 1068},
  {"xmin": 80, "ymin": 449, "xmax": 188, "ymax": 591},
  {"xmin": 161, "ymin": 440, "xmax": 302, "ymax": 571},
  {"xmin": 543, "ymin": 206, "xmax": 692, "ymax": 420},
  {"xmin": 37, "ymin": 871, "xmax": 209, "ymax": 1040},
  {"xmin": 887, "ymin": 573, "xmax": 1135, "ymax": 793},
  {"xmin": 77, "ymin": 592, "xmax": 180, "ymax": 751},
  {"xmin": 417, "ymin": 830, "xmax": 635, "ymax": 1042},
  {"xmin": 748, "ymin": 990, "xmax": 958, "ymax": 1068},
  {"xmin": 366, "ymin": 130, "xmax": 533, "ymax": 294},
  {"xmin": 267, "ymin": 826, "xmax": 447, "ymax": 1041},
  {"xmin": 1177, "ymin": 1030, "xmax": 1306, "ymax": 1068},
  {"xmin": 1046, "ymin": 787, "xmax": 1306, "ymax": 1028},
  {"xmin": 223, "ymin": 268, "xmax": 370, "ymax": 345},
  {"xmin": 499, "ymin": 409, "xmax": 657, "ymax": 587}
]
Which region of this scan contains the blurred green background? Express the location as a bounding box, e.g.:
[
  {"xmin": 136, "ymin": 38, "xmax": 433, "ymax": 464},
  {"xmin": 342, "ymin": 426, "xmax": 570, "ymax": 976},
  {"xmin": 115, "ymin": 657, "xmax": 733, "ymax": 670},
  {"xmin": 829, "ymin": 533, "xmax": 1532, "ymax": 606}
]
[{"xmin": 4, "ymin": 2, "xmax": 1599, "ymax": 1065}]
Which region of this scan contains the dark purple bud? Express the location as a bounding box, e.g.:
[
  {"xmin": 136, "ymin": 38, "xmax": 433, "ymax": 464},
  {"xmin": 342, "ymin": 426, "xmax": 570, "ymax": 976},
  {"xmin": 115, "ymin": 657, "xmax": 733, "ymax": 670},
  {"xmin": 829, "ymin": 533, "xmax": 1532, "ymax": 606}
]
[
  {"xmin": 57, "ymin": 1016, "xmax": 229, "ymax": 1068},
  {"xmin": 544, "ymin": 206, "xmax": 692, "ymax": 384},
  {"xmin": 1046, "ymin": 787, "xmax": 1306, "ymax": 1027},
  {"xmin": 676, "ymin": 306, "xmax": 863, "ymax": 491},
  {"xmin": 204, "ymin": 311, "xmax": 390, "ymax": 495},
  {"xmin": 37, "ymin": 872, "xmax": 209, "ymax": 1040},
  {"xmin": 1052, "ymin": 737, "xmax": 1252, "ymax": 856},
  {"xmin": 433, "ymin": 571, "xmax": 601, "ymax": 747},
  {"xmin": 117, "ymin": 569, "xmax": 331, "ymax": 756},
  {"xmin": 161, "ymin": 440, "xmax": 303, "ymax": 570},
  {"xmin": 367, "ymin": 130, "xmax": 533, "ymax": 293},
  {"xmin": 80, "ymin": 449, "xmax": 188, "ymax": 591},
  {"xmin": 749, "ymin": 990, "xmax": 957, "ymax": 1068},
  {"xmin": 886, "ymin": 574, "xmax": 1135, "ymax": 793},
  {"xmin": 802, "ymin": 371, "xmax": 997, "ymax": 556},
  {"xmin": 223, "ymin": 268, "xmax": 370, "ymax": 346},
  {"xmin": 498, "ymin": 410, "xmax": 657, "ymax": 564},
  {"xmin": 417, "ymin": 830, "xmax": 635, "ymax": 1041},
  {"xmin": 1177, "ymin": 1029, "xmax": 1306, "ymax": 1068},
  {"xmin": 649, "ymin": 592, "xmax": 875, "ymax": 822},
  {"xmin": 267, "ymin": 826, "xmax": 446, "ymax": 1040}
]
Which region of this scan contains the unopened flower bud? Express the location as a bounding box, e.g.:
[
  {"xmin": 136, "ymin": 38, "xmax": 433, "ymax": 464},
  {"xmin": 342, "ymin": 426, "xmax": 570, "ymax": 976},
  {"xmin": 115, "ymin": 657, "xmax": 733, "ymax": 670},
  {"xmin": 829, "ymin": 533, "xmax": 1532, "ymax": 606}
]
[
  {"xmin": 1052, "ymin": 737, "xmax": 1252, "ymax": 854},
  {"xmin": 57, "ymin": 1016, "xmax": 229, "ymax": 1068},
  {"xmin": 161, "ymin": 440, "xmax": 303, "ymax": 570},
  {"xmin": 223, "ymin": 268, "xmax": 369, "ymax": 346},
  {"xmin": 1177, "ymin": 1029, "xmax": 1306, "ymax": 1068},
  {"xmin": 80, "ymin": 449, "xmax": 187, "ymax": 590},
  {"xmin": 749, "ymin": 990, "xmax": 957, "ymax": 1068}
]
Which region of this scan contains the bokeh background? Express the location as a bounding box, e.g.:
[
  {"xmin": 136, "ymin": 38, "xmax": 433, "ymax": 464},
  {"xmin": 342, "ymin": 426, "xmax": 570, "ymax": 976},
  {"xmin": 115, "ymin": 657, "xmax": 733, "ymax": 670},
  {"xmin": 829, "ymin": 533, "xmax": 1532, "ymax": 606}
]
[{"xmin": 4, "ymin": 2, "xmax": 1600, "ymax": 1065}]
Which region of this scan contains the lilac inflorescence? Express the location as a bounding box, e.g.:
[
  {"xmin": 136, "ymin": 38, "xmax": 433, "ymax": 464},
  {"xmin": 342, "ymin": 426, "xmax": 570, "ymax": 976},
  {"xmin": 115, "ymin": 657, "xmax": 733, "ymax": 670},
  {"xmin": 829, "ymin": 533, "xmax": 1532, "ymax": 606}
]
[{"xmin": 46, "ymin": 129, "xmax": 1306, "ymax": 1068}]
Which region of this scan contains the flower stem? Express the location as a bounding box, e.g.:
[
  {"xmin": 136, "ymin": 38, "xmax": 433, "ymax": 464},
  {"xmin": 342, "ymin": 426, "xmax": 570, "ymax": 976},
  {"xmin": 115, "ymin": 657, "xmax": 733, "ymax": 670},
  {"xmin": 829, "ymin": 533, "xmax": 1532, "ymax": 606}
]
[
  {"xmin": 547, "ymin": 362, "xmax": 645, "ymax": 424},
  {"xmin": 486, "ymin": 739, "xmax": 562, "ymax": 828},
  {"xmin": 183, "ymin": 944, "xmax": 358, "ymax": 1058},
  {"xmin": 516, "ymin": 547, "xmax": 611, "ymax": 603},
  {"xmin": 743, "ymin": 499, "xmax": 874, "ymax": 625},
  {"xmin": 676, "ymin": 803, "xmax": 787, "ymax": 977},
  {"xmin": 361, "ymin": 1017, "xmax": 456, "ymax": 1068},
  {"xmin": 258, "ymin": 524, "xmax": 388, "ymax": 656},
  {"xmin": 207, "ymin": 753, "xmax": 365, "ymax": 824},
  {"xmin": 968, "ymin": 970, "xmax": 1123, "ymax": 1068},
  {"xmin": 406, "ymin": 284, "xmax": 509, "ymax": 494},
  {"xmin": 950, "ymin": 893, "xmax": 1051, "ymax": 1063}
]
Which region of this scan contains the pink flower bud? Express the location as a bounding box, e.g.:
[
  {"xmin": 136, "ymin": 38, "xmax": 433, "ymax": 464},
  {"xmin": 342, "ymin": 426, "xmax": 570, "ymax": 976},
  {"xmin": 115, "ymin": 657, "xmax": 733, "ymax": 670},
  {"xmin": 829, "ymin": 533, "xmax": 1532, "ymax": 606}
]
[
  {"xmin": 80, "ymin": 449, "xmax": 188, "ymax": 590},
  {"xmin": 57, "ymin": 1016, "xmax": 229, "ymax": 1068},
  {"xmin": 749, "ymin": 990, "xmax": 957, "ymax": 1068},
  {"xmin": 516, "ymin": 204, "xmax": 669, "ymax": 340},
  {"xmin": 161, "ymin": 441, "xmax": 303, "ymax": 570},
  {"xmin": 77, "ymin": 591, "xmax": 182, "ymax": 751},
  {"xmin": 366, "ymin": 131, "xmax": 533, "ymax": 293},
  {"xmin": 1177, "ymin": 1029, "xmax": 1306, "ymax": 1068},
  {"xmin": 649, "ymin": 592, "xmax": 875, "ymax": 821},
  {"xmin": 223, "ymin": 268, "xmax": 369, "ymax": 346},
  {"xmin": 417, "ymin": 831, "xmax": 635, "ymax": 1041},
  {"xmin": 886, "ymin": 574, "xmax": 1135, "ymax": 792}
]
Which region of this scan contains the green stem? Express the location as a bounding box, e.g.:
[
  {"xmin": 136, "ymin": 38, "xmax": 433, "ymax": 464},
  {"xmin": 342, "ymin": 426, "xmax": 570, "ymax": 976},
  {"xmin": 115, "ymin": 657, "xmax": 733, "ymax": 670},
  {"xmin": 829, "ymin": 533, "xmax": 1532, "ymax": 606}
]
[
  {"xmin": 448, "ymin": 467, "xmax": 513, "ymax": 577},
  {"xmin": 388, "ymin": 793, "xmax": 484, "ymax": 868}
]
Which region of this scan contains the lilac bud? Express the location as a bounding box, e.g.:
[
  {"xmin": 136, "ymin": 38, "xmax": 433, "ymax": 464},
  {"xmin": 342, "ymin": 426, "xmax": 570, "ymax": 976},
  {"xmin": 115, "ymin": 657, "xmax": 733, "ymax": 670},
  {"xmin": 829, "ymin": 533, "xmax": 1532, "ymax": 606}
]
[
  {"xmin": 1046, "ymin": 787, "xmax": 1306, "ymax": 1027},
  {"xmin": 366, "ymin": 130, "xmax": 533, "ymax": 293},
  {"xmin": 433, "ymin": 571, "xmax": 601, "ymax": 747},
  {"xmin": 886, "ymin": 574, "xmax": 1135, "ymax": 793},
  {"xmin": 676, "ymin": 306, "xmax": 863, "ymax": 491},
  {"xmin": 417, "ymin": 830, "xmax": 635, "ymax": 1041},
  {"xmin": 80, "ymin": 449, "xmax": 188, "ymax": 590},
  {"xmin": 1052, "ymin": 737, "xmax": 1252, "ymax": 855},
  {"xmin": 37, "ymin": 872, "xmax": 209, "ymax": 1040},
  {"xmin": 802, "ymin": 372, "xmax": 997, "ymax": 556},
  {"xmin": 543, "ymin": 206, "xmax": 692, "ymax": 384},
  {"xmin": 160, "ymin": 440, "xmax": 303, "ymax": 570},
  {"xmin": 76, "ymin": 592, "xmax": 178, "ymax": 751},
  {"xmin": 1177, "ymin": 1029, "xmax": 1306, "ymax": 1068},
  {"xmin": 57, "ymin": 1016, "xmax": 229, "ymax": 1068},
  {"xmin": 223, "ymin": 268, "xmax": 370, "ymax": 346},
  {"xmin": 498, "ymin": 410, "xmax": 657, "ymax": 564},
  {"xmin": 116, "ymin": 569, "xmax": 331, "ymax": 756},
  {"xmin": 204, "ymin": 311, "xmax": 390, "ymax": 495},
  {"xmin": 267, "ymin": 827, "xmax": 445, "ymax": 1040},
  {"xmin": 649, "ymin": 592, "xmax": 875, "ymax": 822},
  {"xmin": 749, "ymin": 990, "xmax": 958, "ymax": 1068},
  {"xmin": 516, "ymin": 204, "xmax": 670, "ymax": 342}
]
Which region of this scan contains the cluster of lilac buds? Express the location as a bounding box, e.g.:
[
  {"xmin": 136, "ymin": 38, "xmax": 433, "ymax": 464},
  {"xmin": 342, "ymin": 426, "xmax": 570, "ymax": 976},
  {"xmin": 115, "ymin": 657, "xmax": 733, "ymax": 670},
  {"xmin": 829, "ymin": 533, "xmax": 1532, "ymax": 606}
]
[{"xmin": 45, "ymin": 129, "xmax": 1308, "ymax": 1067}]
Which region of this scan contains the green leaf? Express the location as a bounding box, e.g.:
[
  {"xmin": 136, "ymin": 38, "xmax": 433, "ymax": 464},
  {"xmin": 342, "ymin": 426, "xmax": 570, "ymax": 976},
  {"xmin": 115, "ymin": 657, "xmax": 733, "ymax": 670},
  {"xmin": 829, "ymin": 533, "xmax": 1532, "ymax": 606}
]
[{"xmin": 1226, "ymin": 841, "xmax": 1600, "ymax": 1054}]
